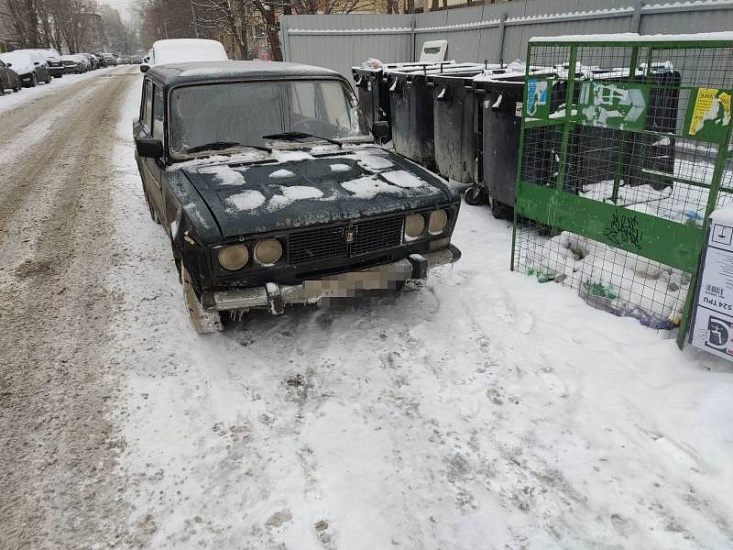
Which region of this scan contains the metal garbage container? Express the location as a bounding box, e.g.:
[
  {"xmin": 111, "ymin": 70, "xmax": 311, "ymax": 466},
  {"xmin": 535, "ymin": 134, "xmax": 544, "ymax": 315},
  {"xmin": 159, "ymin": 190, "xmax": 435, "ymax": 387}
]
[
  {"xmin": 389, "ymin": 69, "xmax": 439, "ymax": 170},
  {"xmin": 352, "ymin": 62, "xmax": 438, "ymax": 142},
  {"xmin": 352, "ymin": 67, "xmax": 391, "ymax": 138},
  {"xmin": 389, "ymin": 63, "xmax": 486, "ymax": 172},
  {"xmin": 429, "ymin": 69, "xmax": 486, "ymax": 184},
  {"xmin": 471, "ymin": 72, "xmax": 567, "ymax": 218}
]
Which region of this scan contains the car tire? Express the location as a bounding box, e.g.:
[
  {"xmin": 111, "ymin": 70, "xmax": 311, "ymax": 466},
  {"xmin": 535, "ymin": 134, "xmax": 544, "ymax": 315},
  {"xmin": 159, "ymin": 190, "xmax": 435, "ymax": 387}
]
[
  {"xmin": 0, "ymin": 87, "xmax": 4, "ymax": 96},
  {"xmin": 464, "ymin": 184, "xmax": 487, "ymax": 206},
  {"xmin": 45, "ymin": 74, "xmax": 51, "ymax": 84},
  {"xmin": 31, "ymin": 73, "xmax": 37, "ymax": 87},
  {"xmin": 14, "ymin": 83, "xmax": 21, "ymax": 92},
  {"xmin": 181, "ymin": 267, "xmax": 223, "ymax": 334}
]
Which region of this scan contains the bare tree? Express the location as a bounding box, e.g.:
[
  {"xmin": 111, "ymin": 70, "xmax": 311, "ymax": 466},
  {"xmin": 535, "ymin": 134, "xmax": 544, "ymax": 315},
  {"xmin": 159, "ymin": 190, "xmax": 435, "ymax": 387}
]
[
  {"xmin": 192, "ymin": 0, "xmax": 255, "ymax": 59},
  {"xmin": 7, "ymin": 0, "xmax": 42, "ymax": 47}
]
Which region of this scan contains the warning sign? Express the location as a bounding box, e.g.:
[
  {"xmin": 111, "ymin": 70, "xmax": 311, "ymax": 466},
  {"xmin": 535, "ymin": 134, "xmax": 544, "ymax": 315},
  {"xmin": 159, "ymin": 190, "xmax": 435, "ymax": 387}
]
[{"xmin": 685, "ymin": 87, "xmax": 733, "ymax": 143}]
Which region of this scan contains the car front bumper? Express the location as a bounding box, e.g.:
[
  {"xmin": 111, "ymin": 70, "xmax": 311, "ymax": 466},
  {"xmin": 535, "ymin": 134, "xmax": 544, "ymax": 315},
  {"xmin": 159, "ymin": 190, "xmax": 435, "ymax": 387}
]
[{"xmin": 201, "ymin": 245, "xmax": 460, "ymax": 314}]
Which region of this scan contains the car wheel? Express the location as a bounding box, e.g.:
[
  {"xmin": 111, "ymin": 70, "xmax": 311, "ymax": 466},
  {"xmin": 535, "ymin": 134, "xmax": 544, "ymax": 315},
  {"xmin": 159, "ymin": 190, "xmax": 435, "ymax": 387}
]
[
  {"xmin": 14, "ymin": 82, "xmax": 21, "ymax": 92},
  {"xmin": 31, "ymin": 73, "xmax": 37, "ymax": 87},
  {"xmin": 143, "ymin": 188, "xmax": 161, "ymax": 224},
  {"xmin": 45, "ymin": 74, "xmax": 51, "ymax": 84},
  {"xmin": 464, "ymin": 184, "xmax": 487, "ymax": 206},
  {"xmin": 489, "ymin": 196, "xmax": 513, "ymax": 220},
  {"xmin": 0, "ymin": 87, "xmax": 4, "ymax": 96},
  {"xmin": 181, "ymin": 267, "xmax": 223, "ymax": 334}
]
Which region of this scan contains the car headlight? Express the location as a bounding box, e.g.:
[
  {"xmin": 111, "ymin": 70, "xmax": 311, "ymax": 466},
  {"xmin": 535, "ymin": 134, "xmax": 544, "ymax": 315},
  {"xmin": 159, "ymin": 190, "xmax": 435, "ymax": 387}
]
[
  {"xmin": 217, "ymin": 244, "xmax": 249, "ymax": 271},
  {"xmin": 404, "ymin": 213, "xmax": 425, "ymax": 240},
  {"xmin": 428, "ymin": 210, "xmax": 448, "ymax": 235},
  {"xmin": 254, "ymin": 239, "xmax": 283, "ymax": 265}
]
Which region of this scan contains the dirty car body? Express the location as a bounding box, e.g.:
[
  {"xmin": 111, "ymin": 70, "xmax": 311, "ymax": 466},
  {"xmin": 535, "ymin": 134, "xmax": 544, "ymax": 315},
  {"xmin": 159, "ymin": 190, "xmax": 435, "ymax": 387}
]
[{"xmin": 133, "ymin": 61, "xmax": 461, "ymax": 332}]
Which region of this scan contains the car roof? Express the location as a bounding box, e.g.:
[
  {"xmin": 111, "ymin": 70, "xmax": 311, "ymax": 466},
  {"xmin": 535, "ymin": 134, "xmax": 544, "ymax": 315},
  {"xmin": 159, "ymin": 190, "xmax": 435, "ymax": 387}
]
[{"xmin": 148, "ymin": 60, "xmax": 344, "ymax": 88}]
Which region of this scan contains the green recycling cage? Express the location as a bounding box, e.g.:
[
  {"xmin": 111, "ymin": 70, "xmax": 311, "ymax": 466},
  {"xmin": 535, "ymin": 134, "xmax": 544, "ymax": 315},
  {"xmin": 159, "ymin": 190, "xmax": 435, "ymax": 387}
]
[{"xmin": 511, "ymin": 33, "xmax": 733, "ymax": 346}]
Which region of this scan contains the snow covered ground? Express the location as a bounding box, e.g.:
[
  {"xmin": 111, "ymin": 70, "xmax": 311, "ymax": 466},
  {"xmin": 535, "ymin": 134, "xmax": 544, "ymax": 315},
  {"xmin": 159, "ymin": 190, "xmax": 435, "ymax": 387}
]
[{"xmin": 107, "ymin": 78, "xmax": 733, "ymax": 548}]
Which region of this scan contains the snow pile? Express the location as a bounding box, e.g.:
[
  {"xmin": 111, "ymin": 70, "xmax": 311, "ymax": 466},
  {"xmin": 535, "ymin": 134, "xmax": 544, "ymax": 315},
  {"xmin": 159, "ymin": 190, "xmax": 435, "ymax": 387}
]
[
  {"xmin": 523, "ymin": 230, "xmax": 688, "ymax": 329},
  {"xmin": 225, "ymin": 190, "xmax": 266, "ymax": 212},
  {"xmin": 199, "ymin": 165, "xmax": 246, "ymax": 186},
  {"xmin": 380, "ymin": 170, "xmax": 425, "ymax": 189},
  {"xmin": 268, "ymin": 185, "xmax": 324, "ymax": 210},
  {"xmin": 329, "ymin": 163, "xmax": 351, "ymax": 173},
  {"xmin": 274, "ymin": 151, "xmax": 314, "ymax": 163},
  {"xmin": 341, "ymin": 176, "xmax": 407, "ymax": 199},
  {"xmin": 353, "ymin": 150, "xmax": 395, "ymax": 171},
  {"xmin": 269, "ymin": 169, "xmax": 297, "ymax": 180}
]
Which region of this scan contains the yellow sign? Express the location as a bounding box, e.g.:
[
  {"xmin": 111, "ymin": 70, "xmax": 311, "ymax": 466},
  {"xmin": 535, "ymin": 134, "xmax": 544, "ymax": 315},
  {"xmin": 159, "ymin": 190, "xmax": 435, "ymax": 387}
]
[{"xmin": 687, "ymin": 88, "xmax": 732, "ymax": 142}]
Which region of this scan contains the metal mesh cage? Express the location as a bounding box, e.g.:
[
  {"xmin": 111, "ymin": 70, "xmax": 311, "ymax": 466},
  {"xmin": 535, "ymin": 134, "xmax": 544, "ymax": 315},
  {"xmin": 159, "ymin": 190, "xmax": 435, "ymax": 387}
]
[{"xmin": 512, "ymin": 38, "xmax": 733, "ymax": 334}]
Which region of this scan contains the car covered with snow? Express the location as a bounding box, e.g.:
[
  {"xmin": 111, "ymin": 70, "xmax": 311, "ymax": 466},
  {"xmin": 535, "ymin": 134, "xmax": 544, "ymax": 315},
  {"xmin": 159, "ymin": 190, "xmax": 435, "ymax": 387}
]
[
  {"xmin": 0, "ymin": 59, "xmax": 21, "ymax": 94},
  {"xmin": 133, "ymin": 61, "xmax": 461, "ymax": 332},
  {"xmin": 139, "ymin": 39, "xmax": 228, "ymax": 73},
  {"xmin": 0, "ymin": 50, "xmax": 51, "ymax": 87}
]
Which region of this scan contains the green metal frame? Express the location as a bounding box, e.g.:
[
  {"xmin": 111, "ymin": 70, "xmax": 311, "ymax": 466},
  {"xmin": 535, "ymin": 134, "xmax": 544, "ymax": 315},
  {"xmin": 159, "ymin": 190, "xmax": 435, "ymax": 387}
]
[{"xmin": 511, "ymin": 37, "xmax": 733, "ymax": 348}]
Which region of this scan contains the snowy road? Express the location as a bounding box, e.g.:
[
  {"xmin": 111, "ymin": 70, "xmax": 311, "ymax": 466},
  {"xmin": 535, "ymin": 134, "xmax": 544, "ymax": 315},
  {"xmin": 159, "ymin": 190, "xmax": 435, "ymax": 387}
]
[{"xmin": 1, "ymin": 65, "xmax": 733, "ymax": 550}]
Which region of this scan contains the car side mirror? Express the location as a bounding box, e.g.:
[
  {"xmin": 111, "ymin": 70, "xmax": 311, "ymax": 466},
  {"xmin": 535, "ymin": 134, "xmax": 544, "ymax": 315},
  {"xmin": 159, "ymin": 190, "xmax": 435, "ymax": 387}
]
[
  {"xmin": 136, "ymin": 138, "xmax": 164, "ymax": 159},
  {"xmin": 6, "ymin": 63, "xmax": 12, "ymax": 67},
  {"xmin": 372, "ymin": 121, "xmax": 390, "ymax": 142},
  {"xmin": 140, "ymin": 64, "xmax": 150, "ymax": 73},
  {"xmin": 34, "ymin": 61, "xmax": 39, "ymax": 66}
]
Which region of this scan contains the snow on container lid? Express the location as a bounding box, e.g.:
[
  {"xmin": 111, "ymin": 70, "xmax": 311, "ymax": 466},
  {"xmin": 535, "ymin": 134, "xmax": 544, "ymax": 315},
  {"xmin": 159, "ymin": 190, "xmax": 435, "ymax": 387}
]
[{"xmin": 529, "ymin": 32, "xmax": 733, "ymax": 44}]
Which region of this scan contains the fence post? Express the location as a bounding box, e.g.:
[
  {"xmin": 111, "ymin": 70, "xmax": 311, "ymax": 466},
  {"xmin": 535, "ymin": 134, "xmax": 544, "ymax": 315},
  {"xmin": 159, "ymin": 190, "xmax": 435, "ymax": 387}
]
[
  {"xmin": 411, "ymin": 16, "xmax": 417, "ymax": 62},
  {"xmin": 630, "ymin": 0, "xmax": 643, "ymax": 33},
  {"xmin": 280, "ymin": 17, "xmax": 289, "ymax": 62},
  {"xmin": 498, "ymin": 12, "xmax": 508, "ymax": 65}
]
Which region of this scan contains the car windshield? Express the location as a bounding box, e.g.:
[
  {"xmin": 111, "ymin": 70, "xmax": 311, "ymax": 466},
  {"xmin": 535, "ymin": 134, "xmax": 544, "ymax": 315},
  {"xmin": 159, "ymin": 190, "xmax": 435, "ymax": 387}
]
[{"xmin": 169, "ymin": 79, "xmax": 370, "ymax": 157}]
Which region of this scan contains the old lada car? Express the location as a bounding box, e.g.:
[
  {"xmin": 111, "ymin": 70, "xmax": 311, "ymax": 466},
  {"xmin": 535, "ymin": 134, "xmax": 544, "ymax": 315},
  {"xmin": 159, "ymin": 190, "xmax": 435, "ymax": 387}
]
[{"xmin": 133, "ymin": 61, "xmax": 461, "ymax": 333}]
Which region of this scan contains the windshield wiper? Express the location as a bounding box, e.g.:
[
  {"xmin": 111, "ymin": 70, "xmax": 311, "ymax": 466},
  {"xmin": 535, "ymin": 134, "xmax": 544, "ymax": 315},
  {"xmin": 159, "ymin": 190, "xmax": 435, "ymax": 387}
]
[
  {"xmin": 262, "ymin": 131, "xmax": 343, "ymax": 148},
  {"xmin": 186, "ymin": 141, "xmax": 272, "ymax": 154}
]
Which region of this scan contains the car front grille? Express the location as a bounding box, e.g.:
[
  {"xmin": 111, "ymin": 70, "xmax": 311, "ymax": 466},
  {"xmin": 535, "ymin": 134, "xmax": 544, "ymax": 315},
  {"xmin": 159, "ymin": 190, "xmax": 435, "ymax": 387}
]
[{"xmin": 289, "ymin": 215, "xmax": 404, "ymax": 265}]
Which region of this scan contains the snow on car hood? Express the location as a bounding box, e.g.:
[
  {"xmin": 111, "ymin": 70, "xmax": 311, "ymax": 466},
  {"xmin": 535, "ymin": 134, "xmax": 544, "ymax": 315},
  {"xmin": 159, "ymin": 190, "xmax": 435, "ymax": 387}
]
[{"xmin": 181, "ymin": 146, "xmax": 457, "ymax": 237}]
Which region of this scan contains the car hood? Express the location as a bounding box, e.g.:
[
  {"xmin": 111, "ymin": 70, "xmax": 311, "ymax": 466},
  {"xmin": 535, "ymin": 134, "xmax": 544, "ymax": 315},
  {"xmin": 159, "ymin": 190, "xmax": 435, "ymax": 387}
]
[{"xmin": 178, "ymin": 146, "xmax": 458, "ymax": 238}]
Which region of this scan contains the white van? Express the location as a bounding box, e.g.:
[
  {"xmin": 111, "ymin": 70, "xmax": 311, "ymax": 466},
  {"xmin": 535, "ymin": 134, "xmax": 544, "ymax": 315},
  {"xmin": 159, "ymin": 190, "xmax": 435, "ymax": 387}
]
[{"xmin": 140, "ymin": 39, "xmax": 228, "ymax": 72}]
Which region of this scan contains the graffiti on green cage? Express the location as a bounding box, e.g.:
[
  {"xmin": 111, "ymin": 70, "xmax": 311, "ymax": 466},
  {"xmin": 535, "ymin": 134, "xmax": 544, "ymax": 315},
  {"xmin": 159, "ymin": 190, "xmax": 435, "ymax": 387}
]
[{"xmin": 603, "ymin": 212, "xmax": 643, "ymax": 251}]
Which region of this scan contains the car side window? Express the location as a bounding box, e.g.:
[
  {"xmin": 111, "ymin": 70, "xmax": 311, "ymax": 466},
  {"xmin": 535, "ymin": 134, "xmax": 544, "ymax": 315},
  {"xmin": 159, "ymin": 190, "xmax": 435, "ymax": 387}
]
[
  {"xmin": 152, "ymin": 85, "xmax": 165, "ymax": 141},
  {"xmin": 142, "ymin": 79, "xmax": 153, "ymax": 132}
]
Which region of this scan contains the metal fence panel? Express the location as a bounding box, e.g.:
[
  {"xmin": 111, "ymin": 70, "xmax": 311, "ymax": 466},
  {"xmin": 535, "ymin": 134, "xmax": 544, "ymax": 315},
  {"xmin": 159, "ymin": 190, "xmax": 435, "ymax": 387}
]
[
  {"xmin": 282, "ymin": 1, "xmax": 733, "ymax": 79},
  {"xmin": 640, "ymin": 7, "xmax": 733, "ymax": 35}
]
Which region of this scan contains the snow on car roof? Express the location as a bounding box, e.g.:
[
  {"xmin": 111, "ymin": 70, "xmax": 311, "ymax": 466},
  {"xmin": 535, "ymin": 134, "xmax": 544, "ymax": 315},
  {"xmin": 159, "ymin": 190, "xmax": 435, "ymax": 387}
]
[
  {"xmin": 151, "ymin": 60, "xmax": 343, "ymax": 86},
  {"xmin": 152, "ymin": 38, "xmax": 228, "ymax": 66}
]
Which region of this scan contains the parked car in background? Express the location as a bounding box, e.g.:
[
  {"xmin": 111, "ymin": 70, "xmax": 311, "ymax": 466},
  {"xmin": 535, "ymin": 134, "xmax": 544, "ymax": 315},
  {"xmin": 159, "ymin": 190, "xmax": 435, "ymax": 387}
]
[
  {"xmin": 133, "ymin": 60, "xmax": 461, "ymax": 332},
  {"xmin": 60, "ymin": 54, "xmax": 87, "ymax": 74},
  {"xmin": 37, "ymin": 48, "xmax": 65, "ymax": 77},
  {"xmin": 0, "ymin": 59, "xmax": 22, "ymax": 94},
  {"xmin": 139, "ymin": 39, "xmax": 228, "ymax": 73},
  {"xmin": 101, "ymin": 53, "xmax": 117, "ymax": 66},
  {"xmin": 0, "ymin": 50, "xmax": 51, "ymax": 87},
  {"xmin": 79, "ymin": 53, "xmax": 99, "ymax": 70}
]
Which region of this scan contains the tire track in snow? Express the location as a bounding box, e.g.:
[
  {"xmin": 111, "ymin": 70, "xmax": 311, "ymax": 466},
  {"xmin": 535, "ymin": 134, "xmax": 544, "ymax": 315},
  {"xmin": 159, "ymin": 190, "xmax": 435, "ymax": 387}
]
[
  {"xmin": 0, "ymin": 67, "xmax": 138, "ymax": 550},
  {"xmin": 0, "ymin": 69, "xmax": 134, "ymax": 237}
]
